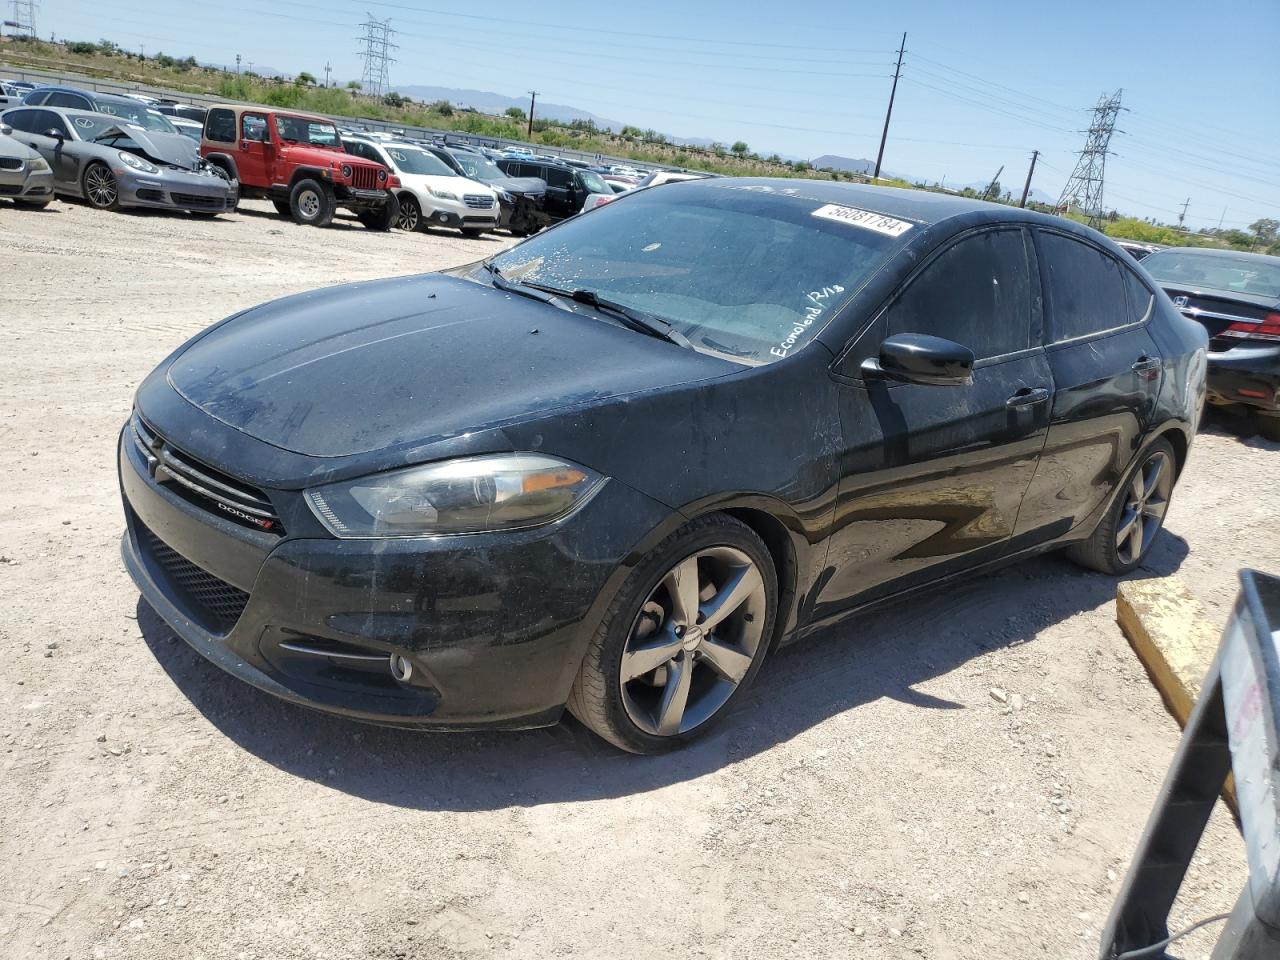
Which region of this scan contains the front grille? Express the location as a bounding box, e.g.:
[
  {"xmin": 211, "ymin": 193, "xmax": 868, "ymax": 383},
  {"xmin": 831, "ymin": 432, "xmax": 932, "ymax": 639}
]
[
  {"xmin": 349, "ymin": 165, "xmax": 378, "ymax": 190},
  {"xmin": 135, "ymin": 188, "xmax": 164, "ymax": 202},
  {"xmin": 132, "ymin": 416, "xmax": 282, "ymax": 534},
  {"xmin": 170, "ymin": 192, "xmax": 224, "ymax": 209},
  {"xmin": 137, "ymin": 522, "xmax": 250, "ymax": 634},
  {"xmin": 463, "ymin": 194, "xmax": 494, "ymax": 209},
  {"xmin": 0, "ymin": 157, "xmax": 22, "ymax": 171}
]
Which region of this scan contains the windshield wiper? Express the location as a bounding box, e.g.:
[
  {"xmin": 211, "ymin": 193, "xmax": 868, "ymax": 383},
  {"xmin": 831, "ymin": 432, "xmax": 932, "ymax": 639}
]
[{"xmin": 483, "ymin": 264, "xmax": 691, "ymax": 349}]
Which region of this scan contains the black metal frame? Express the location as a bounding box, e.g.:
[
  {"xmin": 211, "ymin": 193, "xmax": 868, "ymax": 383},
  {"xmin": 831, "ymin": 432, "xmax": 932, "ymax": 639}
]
[{"xmin": 1099, "ymin": 570, "xmax": 1280, "ymax": 959}]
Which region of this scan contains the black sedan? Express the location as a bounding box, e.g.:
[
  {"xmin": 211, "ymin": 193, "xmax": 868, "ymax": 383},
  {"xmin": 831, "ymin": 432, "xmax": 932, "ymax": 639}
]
[
  {"xmin": 118, "ymin": 180, "xmax": 1207, "ymax": 753},
  {"xmin": 1141, "ymin": 247, "xmax": 1280, "ymax": 441}
]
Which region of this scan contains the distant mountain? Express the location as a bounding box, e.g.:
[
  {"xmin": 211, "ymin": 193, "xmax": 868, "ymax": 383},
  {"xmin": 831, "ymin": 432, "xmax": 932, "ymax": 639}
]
[
  {"xmin": 811, "ymin": 154, "xmax": 877, "ymax": 175},
  {"xmin": 395, "ymin": 85, "xmax": 624, "ymax": 131},
  {"xmin": 960, "ymin": 180, "xmax": 1055, "ymax": 204}
]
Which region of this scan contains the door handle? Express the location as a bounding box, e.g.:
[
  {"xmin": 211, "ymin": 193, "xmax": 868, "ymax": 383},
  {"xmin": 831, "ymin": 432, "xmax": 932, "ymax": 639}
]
[
  {"xmin": 1006, "ymin": 387, "xmax": 1050, "ymax": 408},
  {"xmin": 1131, "ymin": 356, "xmax": 1161, "ymax": 373}
]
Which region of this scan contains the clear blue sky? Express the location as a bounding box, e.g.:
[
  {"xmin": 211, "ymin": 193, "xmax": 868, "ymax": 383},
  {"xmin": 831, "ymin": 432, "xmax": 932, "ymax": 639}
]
[{"xmin": 36, "ymin": 0, "xmax": 1280, "ymax": 231}]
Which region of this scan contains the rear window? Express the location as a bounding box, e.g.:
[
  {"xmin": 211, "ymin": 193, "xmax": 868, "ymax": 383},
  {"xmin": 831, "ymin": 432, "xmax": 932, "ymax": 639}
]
[
  {"xmin": 1143, "ymin": 250, "xmax": 1280, "ymax": 299},
  {"xmin": 490, "ymin": 184, "xmax": 912, "ymax": 365}
]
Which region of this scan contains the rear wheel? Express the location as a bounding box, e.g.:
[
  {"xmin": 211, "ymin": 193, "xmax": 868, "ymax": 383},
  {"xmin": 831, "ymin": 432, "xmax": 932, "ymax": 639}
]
[
  {"xmin": 568, "ymin": 514, "xmax": 777, "ymax": 754},
  {"xmin": 1258, "ymin": 414, "xmax": 1280, "ymax": 443},
  {"xmin": 82, "ymin": 162, "xmax": 119, "ymax": 211},
  {"xmin": 357, "ymin": 193, "xmax": 400, "ymax": 231},
  {"xmin": 272, "ymin": 199, "xmax": 292, "ymax": 217},
  {"xmin": 288, "ymin": 178, "xmax": 335, "ymax": 227},
  {"xmin": 1066, "ymin": 438, "xmax": 1176, "ymax": 574}
]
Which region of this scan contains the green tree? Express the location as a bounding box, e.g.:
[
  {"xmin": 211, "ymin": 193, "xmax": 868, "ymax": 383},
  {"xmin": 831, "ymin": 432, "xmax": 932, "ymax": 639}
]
[
  {"xmin": 730, "ymin": 140, "xmax": 749, "ymax": 156},
  {"xmin": 295, "ymin": 71, "xmax": 316, "ymax": 86},
  {"xmin": 428, "ymin": 99, "xmax": 454, "ymax": 116},
  {"xmin": 1249, "ymin": 218, "xmax": 1279, "ymax": 246},
  {"xmin": 346, "ymin": 79, "xmax": 362, "ymax": 92},
  {"xmin": 505, "ymin": 106, "xmax": 526, "ymax": 120}
]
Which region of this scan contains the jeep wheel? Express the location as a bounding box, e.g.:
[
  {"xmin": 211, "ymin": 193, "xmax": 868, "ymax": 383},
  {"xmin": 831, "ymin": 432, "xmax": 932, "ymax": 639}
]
[
  {"xmin": 272, "ymin": 199, "xmax": 292, "ymax": 217},
  {"xmin": 395, "ymin": 194, "xmax": 422, "ymax": 232},
  {"xmin": 288, "ymin": 178, "xmax": 335, "ymax": 227},
  {"xmin": 357, "ymin": 193, "xmax": 400, "ymax": 232}
]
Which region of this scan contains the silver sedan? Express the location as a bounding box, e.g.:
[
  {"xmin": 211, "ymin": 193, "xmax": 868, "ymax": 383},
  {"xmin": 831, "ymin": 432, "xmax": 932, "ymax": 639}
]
[
  {"xmin": 0, "ymin": 123, "xmax": 54, "ymax": 207},
  {"xmin": 0, "ymin": 106, "xmax": 236, "ymax": 215}
]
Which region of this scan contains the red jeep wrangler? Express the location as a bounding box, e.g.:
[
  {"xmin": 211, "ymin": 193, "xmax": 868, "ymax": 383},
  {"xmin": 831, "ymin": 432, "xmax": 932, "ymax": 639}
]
[{"xmin": 200, "ymin": 105, "xmax": 400, "ymax": 229}]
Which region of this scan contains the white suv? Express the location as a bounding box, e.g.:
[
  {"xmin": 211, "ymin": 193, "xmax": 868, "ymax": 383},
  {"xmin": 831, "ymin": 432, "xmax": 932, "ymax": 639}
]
[{"xmin": 344, "ymin": 137, "xmax": 499, "ymax": 236}]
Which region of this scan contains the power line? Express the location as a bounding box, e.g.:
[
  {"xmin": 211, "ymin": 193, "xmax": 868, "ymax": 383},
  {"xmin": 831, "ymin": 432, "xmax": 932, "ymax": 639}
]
[
  {"xmin": 356, "ymin": 13, "xmax": 396, "ymax": 98},
  {"xmin": 1057, "ymin": 89, "xmax": 1124, "ymax": 228}
]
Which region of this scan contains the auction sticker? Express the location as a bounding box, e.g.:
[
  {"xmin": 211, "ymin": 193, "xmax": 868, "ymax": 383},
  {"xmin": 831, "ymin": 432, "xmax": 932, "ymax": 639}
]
[{"xmin": 811, "ymin": 204, "xmax": 913, "ymax": 237}]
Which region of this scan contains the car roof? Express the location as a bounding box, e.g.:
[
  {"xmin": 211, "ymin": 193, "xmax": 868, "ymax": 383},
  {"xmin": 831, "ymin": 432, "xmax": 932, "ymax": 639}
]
[
  {"xmin": 38, "ymin": 87, "xmax": 139, "ymax": 107},
  {"xmin": 206, "ymin": 103, "xmax": 334, "ymax": 123},
  {"xmin": 1143, "ymin": 246, "xmax": 1279, "ymax": 263}
]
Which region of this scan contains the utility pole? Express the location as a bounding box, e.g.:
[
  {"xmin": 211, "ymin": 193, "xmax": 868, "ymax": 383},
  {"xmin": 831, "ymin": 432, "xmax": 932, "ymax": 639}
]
[
  {"xmin": 981, "ymin": 165, "xmax": 1004, "ymax": 202},
  {"xmin": 1019, "ymin": 150, "xmax": 1039, "ymax": 207},
  {"xmin": 1217, "ymin": 207, "xmax": 1227, "ymax": 231},
  {"xmin": 324, "ymin": 61, "xmax": 332, "ymax": 88},
  {"xmin": 235, "ymin": 53, "xmax": 241, "ymax": 75},
  {"xmin": 873, "ymin": 32, "xmax": 906, "ymax": 181},
  {"xmin": 1177, "ymin": 197, "xmax": 1190, "ymax": 230},
  {"xmin": 8, "ymin": 0, "xmax": 37, "ymax": 39},
  {"xmin": 527, "ymin": 90, "xmax": 538, "ymax": 139}
]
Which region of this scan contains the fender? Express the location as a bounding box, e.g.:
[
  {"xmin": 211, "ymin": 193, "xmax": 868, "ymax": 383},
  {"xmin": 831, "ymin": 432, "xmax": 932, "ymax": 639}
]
[
  {"xmin": 288, "ymin": 165, "xmax": 333, "ymax": 189},
  {"xmin": 203, "ymin": 151, "xmax": 239, "ymax": 182}
]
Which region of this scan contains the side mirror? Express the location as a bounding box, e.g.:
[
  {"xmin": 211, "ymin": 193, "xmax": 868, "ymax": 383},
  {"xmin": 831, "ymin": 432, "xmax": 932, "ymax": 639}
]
[
  {"xmin": 0, "ymin": 124, "xmax": 12, "ymax": 136},
  {"xmin": 45, "ymin": 127, "xmax": 64, "ymax": 141},
  {"xmin": 861, "ymin": 333, "xmax": 974, "ymax": 386}
]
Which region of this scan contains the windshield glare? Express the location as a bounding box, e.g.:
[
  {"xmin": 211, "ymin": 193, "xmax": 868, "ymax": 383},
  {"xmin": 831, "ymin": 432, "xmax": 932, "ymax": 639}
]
[
  {"xmin": 383, "ymin": 146, "xmax": 454, "ymax": 177},
  {"xmin": 579, "ymin": 169, "xmax": 610, "ymax": 194},
  {"xmin": 276, "ymin": 115, "xmax": 340, "ymax": 147},
  {"xmin": 489, "ymin": 184, "xmax": 906, "ymax": 364},
  {"xmin": 455, "ymin": 154, "xmax": 503, "ymax": 180},
  {"xmin": 1143, "ymin": 251, "xmax": 1280, "ymax": 299}
]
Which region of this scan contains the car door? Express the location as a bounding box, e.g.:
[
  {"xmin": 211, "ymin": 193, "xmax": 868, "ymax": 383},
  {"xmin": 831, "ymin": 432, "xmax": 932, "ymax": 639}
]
[
  {"xmin": 237, "ymin": 112, "xmax": 271, "ymax": 185},
  {"xmin": 816, "ymin": 227, "xmax": 1053, "ymax": 615},
  {"xmin": 40, "ymin": 111, "xmax": 80, "ymax": 187},
  {"xmin": 1013, "ymin": 230, "xmax": 1164, "ymax": 539},
  {"xmin": 19, "ymin": 109, "xmax": 66, "ymax": 172},
  {"xmin": 543, "ymin": 165, "xmax": 575, "ymax": 217}
]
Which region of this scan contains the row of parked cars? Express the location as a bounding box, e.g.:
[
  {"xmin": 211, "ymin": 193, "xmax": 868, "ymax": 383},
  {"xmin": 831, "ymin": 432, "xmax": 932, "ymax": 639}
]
[{"xmin": 0, "ymin": 80, "xmax": 705, "ymax": 237}]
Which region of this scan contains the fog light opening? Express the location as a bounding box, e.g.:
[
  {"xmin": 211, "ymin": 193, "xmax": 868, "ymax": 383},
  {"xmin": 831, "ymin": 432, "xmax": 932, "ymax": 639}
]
[{"xmin": 390, "ymin": 654, "xmax": 414, "ymax": 683}]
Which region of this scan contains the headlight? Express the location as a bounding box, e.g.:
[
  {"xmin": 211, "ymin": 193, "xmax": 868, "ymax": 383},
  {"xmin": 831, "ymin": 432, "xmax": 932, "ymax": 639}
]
[
  {"xmin": 428, "ymin": 187, "xmax": 459, "ymax": 202},
  {"xmin": 340, "ymin": 163, "xmax": 353, "ymax": 179},
  {"xmin": 305, "ymin": 454, "xmax": 604, "ymax": 538},
  {"xmin": 497, "ymin": 190, "xmax": 514, "ymax": 203},
  {"xmin": 28, "ymin": 156, "xmax": 49, "ymax": 171},
  {"xmin": 118, "ymin": 151, "xmax": 159, "ymax": 175},
  {"xmin": 378, "ymin": 168, "xmax": 387, "ymax": 182}
]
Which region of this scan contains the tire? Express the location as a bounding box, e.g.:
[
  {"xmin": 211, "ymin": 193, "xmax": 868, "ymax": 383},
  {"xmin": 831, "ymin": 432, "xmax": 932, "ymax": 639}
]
[
  {"xmin": 395, "ymin": 193, "xmax": 422, "ymax": 232},
  {"xmin": 288, "ymin": 178, "xmax": 335, "ymax": 227},
  {"xmin": 461, "ymin": 226, "xmax": 484, "ymax": 237},
  {"xmin": 567, "ymin": 514, "xmax": 778, "ymax": 754},
  {"xmin": 12, "ymin": 199, "xmax": 51, "ymax": 209},
  {"xmin": 1258, "ymin": 415, "xmax": 1280, "ymax": 443},
  {"xmin": 272, "ymin": 199, "xmax": 292, "ymax": 217},
  {"xmin": 81, "ymin": 161, "xmax": 120, "ymax": 211},
  {"xmin": 357, "ymin": 192, "xmax": 400, "ymax": 232},
  {"xmin": 1066, "ymin": 438, "xmax": 1177, "ymax": 575}
]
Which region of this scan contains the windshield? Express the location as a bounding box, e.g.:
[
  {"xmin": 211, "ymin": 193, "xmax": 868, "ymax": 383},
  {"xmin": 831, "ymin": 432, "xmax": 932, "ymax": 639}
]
[
  {"xmin": 579, "ymin": 169, "xmax": 611, "ymax": 195},
  {"xmin": 70, "ymin": 113, "xmax": 139, "ymax": 140},
  {"xmin": 1143, "ymin": 250, "xmax": 1280, "ymax": 299},
  {"xmin": 275, "ymin": 115, "xmax": 340, "ymax": 147},
  {"xmin": 489, "ymin": 183, "xmax": 909, "ymax": 364},
  {"xmin": 383, "ymin": 146, "xmax": 454, "ymax": 176},
  {"xmin": 453, "ymin": 153, "xmax": 504, "ymax": 181},
  {"xmin": 96, "ymin": 99, "xmax": 176, "ymax": 133}
]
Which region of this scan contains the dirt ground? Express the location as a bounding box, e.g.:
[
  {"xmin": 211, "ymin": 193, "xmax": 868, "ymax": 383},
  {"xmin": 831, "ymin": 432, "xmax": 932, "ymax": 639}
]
[{"xmin": 2, "ymin": 197, "xmax": 1277, "ymax": 960}]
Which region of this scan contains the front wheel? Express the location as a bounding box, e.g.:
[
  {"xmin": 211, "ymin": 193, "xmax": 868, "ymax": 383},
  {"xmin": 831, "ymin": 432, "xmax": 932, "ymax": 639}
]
[
  {"xmin": 288, "ymin": 178, "xmax": 335, "ymax": 227},
  {"xmin": 82, "ymin": 161, "xmax": 120, "ymax": 211},
  {"xmin": 357, "ymin": 193, "xmax": 400, "ymax": 231},
  {"xmin": 395, "ymin": 193, "xmax": 422, "ymax": 232},
  {"xmin": 1066, "ymin": 438, "xmax": 1176, "ymax": 574},
  {"xmin": 568, "ymin": 514, "xmax": 777, "ymax": 754}
]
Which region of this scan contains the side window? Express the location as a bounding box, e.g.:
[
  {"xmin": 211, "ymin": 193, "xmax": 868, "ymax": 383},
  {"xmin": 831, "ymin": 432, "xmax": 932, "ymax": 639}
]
[
  {"xmin": 1123, "ymin": 268, "xmax": 1154, "ymax": 324},
  {"xmin": 23, "ymin": 90, "xmax": 47, "ymax": 105},
  {"xmin": 3, "ymin": 108, "xmax": 35, "ymax": 132},
  {"xmin": 241, "ymin": 114, "xmax": 268, "ymax": 143},
  {"xmin": 45, "ymin": 92, "xmax": 89, "ymax": 109},
  {"xmin": 40, "ymin": 111, "xmax": 70, "ymax": 138},
  {"xmin": 1038, "ymin": 232, "xmax": 1129, "ymax": 341},
  {"xmin": 884, "ymin": 229, "xmax": 1032, "ymax": 360},
  {"xmin": 205, "ymin": 108, "xmax": 236, "ymax": 143},
  {"xmin": 546, "ymin": 166, "xmax": 572, "ymax": 189}
]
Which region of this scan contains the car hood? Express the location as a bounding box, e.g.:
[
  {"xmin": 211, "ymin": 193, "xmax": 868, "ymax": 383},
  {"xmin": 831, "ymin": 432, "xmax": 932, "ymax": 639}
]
[
  {"xmin": 399, "ymin": 172, "xmax": 492, "ymax": 195},
  {"xmin": 166, "ymin": 273, "xmax": 737, "ymax": 458},
  {"xmin": 0, "ymin": 130, "xmax": 37, "ymax": 160},
  {"xmin": 95, "ymin": 125, "xmax": 200, "ymax": 168},
  {"xmin": 490, "ymin": 176, "xmax": 545, "ymax": 196}
]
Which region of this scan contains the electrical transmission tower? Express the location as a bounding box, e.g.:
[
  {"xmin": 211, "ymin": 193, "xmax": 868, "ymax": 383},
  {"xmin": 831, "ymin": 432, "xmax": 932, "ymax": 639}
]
[
  {"xmin": 1056, "ymin": 89, "xmax": 1125, "ymax": 229},
  {"xmin": 356, "ymin": 14, "xmax": 397, "ymax": 98},
  {"xmin": 7, "ymin": 0, "xmax": 38, "ymax": 38}
]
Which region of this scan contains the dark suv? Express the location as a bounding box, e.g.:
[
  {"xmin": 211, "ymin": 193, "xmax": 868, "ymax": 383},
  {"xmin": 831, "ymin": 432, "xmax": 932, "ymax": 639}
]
[
  {"xmin": 495, "ymin": 156, "xmax": 614, "ymax": 222},
  {"xmin": 21, "ymin": 86, "xmax": 179, "ymax": 134}
]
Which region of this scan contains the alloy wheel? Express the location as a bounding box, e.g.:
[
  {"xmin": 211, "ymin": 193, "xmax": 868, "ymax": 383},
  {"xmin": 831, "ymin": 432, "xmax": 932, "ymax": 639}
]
[
  {"xmin": 297, "ymin": 189, "xmax": 321, "ymax": 220},
  {"xmin": 397, "ymin": 200, "xmax": 419, "ymax": 231},
  {"xmin": 85, "ymin": 164, "xmax": 117, "ymax": 208},
  {"xmin": 1116, "ymin": 450, "xmax": 1173, "ymax": 565},
  {"xmin": 620, "ymin": 546, "xmax": 767, "ymax": 737}
]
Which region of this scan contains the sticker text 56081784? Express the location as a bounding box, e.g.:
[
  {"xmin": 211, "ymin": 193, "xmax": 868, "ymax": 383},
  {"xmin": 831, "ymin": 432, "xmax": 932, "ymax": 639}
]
[
  {"xmin": 771, "ymin": 285, "xmax": 845, "ymax": 359},
  {"xmin": 810, "ymin": 204, "xmax": 914, "ymax": 238}
]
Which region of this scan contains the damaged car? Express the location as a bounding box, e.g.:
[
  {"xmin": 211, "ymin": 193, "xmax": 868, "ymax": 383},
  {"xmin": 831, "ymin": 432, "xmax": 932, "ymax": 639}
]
[
  {"xmin": 118, "ymin": 180, "xmax": 1207, "ymax": 753},
  {"xmin": 0, "ymin": 106, "xmax": 237, "ymax": 215}
]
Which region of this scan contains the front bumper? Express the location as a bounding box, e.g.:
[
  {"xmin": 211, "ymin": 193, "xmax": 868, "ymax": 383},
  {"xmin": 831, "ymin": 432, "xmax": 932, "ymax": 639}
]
[
  {"xmin": 119, "ymin": 168, "xmax": 238, "ymax": 213},
  {"xmin": 0, "ymin": 163, "xmax": 53, "ymax": 203},
  {"xmin": 1206, "ymin": 345, "xmax": 1280, "ymax": 413},
  {"xmin": 421, "ymin": 193, "xmax": 499, "ymax": 231},
  {"xmin": 118, "ymin": 426, "xmax": 672, "ymax": 729}
]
